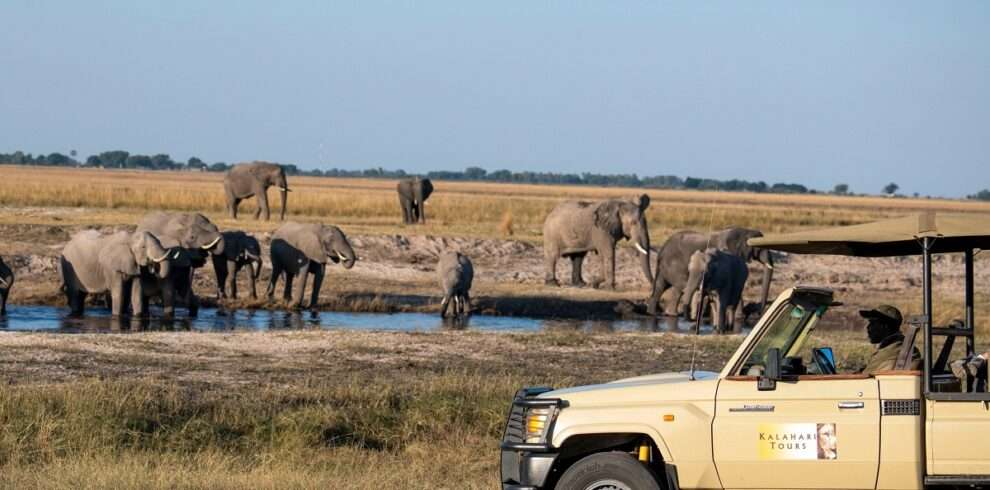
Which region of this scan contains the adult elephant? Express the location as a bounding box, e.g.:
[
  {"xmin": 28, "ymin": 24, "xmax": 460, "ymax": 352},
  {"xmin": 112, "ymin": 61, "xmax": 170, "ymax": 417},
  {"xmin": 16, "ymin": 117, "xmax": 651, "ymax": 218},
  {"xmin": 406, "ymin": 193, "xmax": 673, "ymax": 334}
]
[
  {"xmin": 646, "ymin": 227, "xmax": 773, "ymax": 316},
  {"xmin": 543, "ymin": 194, "xmax": 652, "ymax": 290},
  {"xmin": 397, "ymin": 177, "xmax": 433, "ymax": 224},
  {"xmin": 682, "ymin": 248, "xmax": 749, "ymax": 334},
  {"xmin": 266, "ymin": 222, "xmax": 356, "ymax": 310},
  {"xmin": 438, "ymin": 251, "xmax": 473, "ymax": 319},
  {"xmin": 224, "ymin": 161, "xmax": 290, "ymax": 221},
  {"xmin": 136, "ymin": 212, "xmax": 225, "ymax": 318},
  {"xmin": 0, "ymin": 256, "xmax": 13, "ymax": 316},
  {"xmin": 60, "ymin": 230, "xmax": 178, "ymax": 317}
]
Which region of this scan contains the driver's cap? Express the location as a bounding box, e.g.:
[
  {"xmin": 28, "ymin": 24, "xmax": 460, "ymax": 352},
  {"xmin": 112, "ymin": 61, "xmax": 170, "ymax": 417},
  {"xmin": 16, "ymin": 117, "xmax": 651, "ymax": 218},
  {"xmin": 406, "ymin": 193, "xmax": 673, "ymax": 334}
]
[{"xmin": 859, "ymin": 304, "xmax": 903, "ymax": 327}]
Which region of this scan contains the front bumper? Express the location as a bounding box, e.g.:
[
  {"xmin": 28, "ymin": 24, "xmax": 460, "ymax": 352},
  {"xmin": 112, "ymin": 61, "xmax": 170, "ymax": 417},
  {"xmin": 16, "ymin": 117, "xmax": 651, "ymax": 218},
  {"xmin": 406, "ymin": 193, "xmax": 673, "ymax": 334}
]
[{"xmin": 500, "ymin": 387, "xmax": 566, "ymax": 489}]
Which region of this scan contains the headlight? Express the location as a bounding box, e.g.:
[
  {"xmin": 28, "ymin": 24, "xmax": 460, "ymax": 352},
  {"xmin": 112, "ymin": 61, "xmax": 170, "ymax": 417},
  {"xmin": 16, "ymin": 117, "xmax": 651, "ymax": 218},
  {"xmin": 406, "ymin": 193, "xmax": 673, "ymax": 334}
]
[{"xmin": 525, "ymin": 407, "xmax": 556, "ymax": 444}]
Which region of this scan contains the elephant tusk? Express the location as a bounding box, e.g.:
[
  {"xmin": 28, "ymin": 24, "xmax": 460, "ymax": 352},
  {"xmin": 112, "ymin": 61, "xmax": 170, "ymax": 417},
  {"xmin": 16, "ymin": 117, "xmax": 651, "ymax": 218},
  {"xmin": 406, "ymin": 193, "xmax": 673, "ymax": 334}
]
[
  {"xmin": 279, "ymin": 187, "xmax": 292, "ymax": 192},
  {"xmin": 151, "ymin": 251, "xmax": 170, "ymax": 263},
  {"xmin": 765, "ymin": 263, "xmax": 774, "ymax": 270},
  {"xmin": 337, "ymin": 252, "xmax": 348, "ymax": 261},
  {"xmin": 202, "ymin": 236, "xmax": 221, "ymax": 250},
  {"xmin": 172, "ymin": 250, "xmax": 182, "ymax": 260},
  {"xmin": 0, "ymin": 277, "xmax": 8, "ymax": 288},
  {"xmin": 635, "ymin": 244, "xmax": 649, "ymax": 255}
]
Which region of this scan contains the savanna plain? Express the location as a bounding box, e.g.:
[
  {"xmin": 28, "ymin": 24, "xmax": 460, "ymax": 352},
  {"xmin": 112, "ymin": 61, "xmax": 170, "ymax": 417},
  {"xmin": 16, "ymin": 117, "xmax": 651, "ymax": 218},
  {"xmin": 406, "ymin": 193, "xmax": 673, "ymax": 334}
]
[{"xmin": 1, "ymin": 166, "xmax": 989, "ymax": 489}]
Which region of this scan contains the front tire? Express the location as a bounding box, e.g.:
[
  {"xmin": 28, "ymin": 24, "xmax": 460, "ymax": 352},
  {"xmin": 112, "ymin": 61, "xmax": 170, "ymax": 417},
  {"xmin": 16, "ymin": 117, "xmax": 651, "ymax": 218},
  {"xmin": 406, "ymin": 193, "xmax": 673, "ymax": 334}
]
[{"xmin": 556, "ymin": 452, "xmax": 661, "ymax": 490}]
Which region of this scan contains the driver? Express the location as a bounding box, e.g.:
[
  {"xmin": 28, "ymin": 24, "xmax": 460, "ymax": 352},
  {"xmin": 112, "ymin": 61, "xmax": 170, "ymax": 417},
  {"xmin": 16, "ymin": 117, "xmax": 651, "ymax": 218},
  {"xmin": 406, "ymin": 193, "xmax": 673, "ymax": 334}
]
[{"xmin": 861, "ymin": 305, "xmax": 921, "ymax": 375}]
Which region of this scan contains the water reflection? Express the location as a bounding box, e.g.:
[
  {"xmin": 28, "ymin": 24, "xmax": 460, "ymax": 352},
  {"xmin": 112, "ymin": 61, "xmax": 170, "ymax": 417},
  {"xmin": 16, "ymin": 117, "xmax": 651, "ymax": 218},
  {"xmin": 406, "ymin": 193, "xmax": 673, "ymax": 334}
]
[{"xmin": 0, "ymin": 305, "xmax": 714, "ymax": 334}]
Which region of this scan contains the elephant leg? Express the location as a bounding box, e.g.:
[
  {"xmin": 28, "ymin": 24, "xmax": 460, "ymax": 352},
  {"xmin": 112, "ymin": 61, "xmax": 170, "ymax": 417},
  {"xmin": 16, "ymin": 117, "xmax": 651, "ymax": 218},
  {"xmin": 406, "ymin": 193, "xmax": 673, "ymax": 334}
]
[
  {"xmin": 130, "ymin": 278, "xmax": 145, "ymax": 318},
  {"xmin": 70, "ymin": 291, "xmax": 87, "ymax": 317},
  {"xmin": 463, "ymin": 292, "xmax": 471, "ymax": 317},
  {"xmin": 226, "ymin": 260, "xmax": 238, "ymax": 300},
  {"xmin": 215, "ymin": 259, "xmax": 229, "ymax": 299},
  {"xmin": 162, "ymin": 282, "xmax": 176, "ymax": 319},
  {"xmin": 647, "ymin": 276, "xmax": 670, "ymax": 316},
  {"xmin": 598, "ymin": 246, "xmax": 616, "ymax": 290},
  {"xmin": 0, "ymin": 290, "xmax": 6, "ymax": 315},
  {"xmin": 247, "ymin": 264, "xmax": 258, "ymax": 300},
  {"xmin": 257, "ymin": 187, "xmax": 271, "ymax": 221},
  {"xmin": 283, "ymin": 273, "xmax": 294, "ymax": 302},
  {"xmin": 543, "ymin": 245, "xmax": 560, "ymax": 287},
  {"xmin": 440, "ymin": 295, "xmax": 450, "ymax": 318},
  {"xmin": 266, "ymin": 262, "xmax": 282, "ymax": 300},
  {"xmin": 110, "ymin": 277, "xmax": 125, "ymax": 317},
  {"xmin": 570, "ymin": 255, "xmax": 587, "ymax": 287},
  {"xmin": 308, "ymin": 264, "xmax": 324, "ymax": 310},
  {"xmin": 291, "ymin": 270, "xmax": 308, "ymax": 309}
]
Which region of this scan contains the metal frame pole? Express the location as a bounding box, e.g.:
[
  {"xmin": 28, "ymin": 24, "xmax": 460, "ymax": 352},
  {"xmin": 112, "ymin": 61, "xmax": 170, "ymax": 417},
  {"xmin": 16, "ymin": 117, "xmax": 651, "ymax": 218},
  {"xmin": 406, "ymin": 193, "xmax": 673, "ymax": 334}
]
[
  {"xmin": 923, "ymin": 237, "xmax": 933, "ymax": 395},
  {"xmin": 965, "ymin": 248, "xmax": 975, "ymax": 358}
]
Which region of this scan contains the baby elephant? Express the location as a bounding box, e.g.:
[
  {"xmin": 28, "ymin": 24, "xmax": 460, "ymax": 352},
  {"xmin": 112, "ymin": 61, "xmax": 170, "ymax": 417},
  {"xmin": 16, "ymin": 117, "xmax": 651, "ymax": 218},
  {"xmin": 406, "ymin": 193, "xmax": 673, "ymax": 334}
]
[
  {"xmin": 0, "ymin": 256, "xmax": 13, "ymax": 315},
  {"xmin": 438, "ymin": 252, "xmax": 474, "ymax": 318},
  {"xmin": 683, "ymin": 248, "xmax": 748, "ymax": 334},
  {"xmin": 213, "ymin": 231, "xmax": 263, "ymax": 300},
  {"xmin": 61, "ymin": 230, "xmax": 177, "ymax": 317},
  {"xmin": 267, "ymin": 222, "xmax": 356, "ymax": 309}
]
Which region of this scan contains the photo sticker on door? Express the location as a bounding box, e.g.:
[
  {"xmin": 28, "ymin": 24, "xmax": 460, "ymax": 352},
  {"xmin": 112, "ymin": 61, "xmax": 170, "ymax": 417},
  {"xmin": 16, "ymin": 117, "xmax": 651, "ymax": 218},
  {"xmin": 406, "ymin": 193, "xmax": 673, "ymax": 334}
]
[{"xmin": 758, "ymin": 423, "xmax": 837, "ymax": 460}]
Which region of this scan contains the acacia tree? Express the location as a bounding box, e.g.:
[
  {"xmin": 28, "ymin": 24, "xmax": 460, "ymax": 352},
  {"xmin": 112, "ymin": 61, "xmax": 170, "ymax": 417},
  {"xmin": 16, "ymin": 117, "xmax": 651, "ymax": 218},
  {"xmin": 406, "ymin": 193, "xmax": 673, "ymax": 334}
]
[{"xmin": 883, "ymin": 182, "xmax": 899, "ymax": 195}]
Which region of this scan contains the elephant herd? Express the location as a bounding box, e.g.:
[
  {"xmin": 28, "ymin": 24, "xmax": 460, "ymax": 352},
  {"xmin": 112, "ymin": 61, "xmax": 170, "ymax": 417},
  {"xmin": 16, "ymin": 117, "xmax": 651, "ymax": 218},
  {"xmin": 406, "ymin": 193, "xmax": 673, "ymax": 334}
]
[
  {"xmin": 541, "ymin": 194, "xmax": 773, "ymax": 333},
  {"xmin": 0, "ymin": 163, "xmax": 772, "ymax": 331}
]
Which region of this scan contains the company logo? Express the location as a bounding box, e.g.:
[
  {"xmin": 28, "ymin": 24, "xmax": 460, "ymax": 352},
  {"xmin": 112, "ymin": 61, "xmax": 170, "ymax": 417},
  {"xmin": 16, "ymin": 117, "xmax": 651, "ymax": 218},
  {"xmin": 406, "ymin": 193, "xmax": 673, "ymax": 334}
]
[{"xmin": 758, "ymin": 423, "xmax": 837, "ymax": 460}]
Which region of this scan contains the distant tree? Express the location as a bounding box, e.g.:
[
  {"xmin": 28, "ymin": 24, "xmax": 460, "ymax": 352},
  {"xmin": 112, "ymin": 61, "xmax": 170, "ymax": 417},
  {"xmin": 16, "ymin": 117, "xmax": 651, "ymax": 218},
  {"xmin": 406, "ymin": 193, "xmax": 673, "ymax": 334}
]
[
  {"xmin": 46, "ymin": 152, "xmax": 71, "ymax": 166},
  {"xmin": 883, "ymin": 182, "xmax": 899, "ymax": 195},
  {"xmin": 125, "ymin": 155, "xmax": 152, "ymax": 169},
  {"xmin": 209, "ymin": 162, "xmax": 229, "ymax": 172},
  {"xmin": 150, "ymin": 154, "xmax": 175, "ymax": 170},
  {"xmin": 971, "ymin": 189, "xmax": 990, "ymax": 201},
  {"xmin": 833, "ymin": 183, "xmax": 849, "ymax": 195},
  {"xmin": 70, "ymin": 149, "xmax": 77, "ymax": 158},
  {"xmin": 85, "ymin": 155, "xmax": 102, "ymax": 167},
  {"xmin": 187, "ymin": 157, "xmax": 206, "ymax": 170},
  {"xmin": 464, "ymin": 166, "xmax": 487, "ymax": 180},
  {"xmin": 98, "ymin": 150, "xmax": 129, "ymax": 168}
]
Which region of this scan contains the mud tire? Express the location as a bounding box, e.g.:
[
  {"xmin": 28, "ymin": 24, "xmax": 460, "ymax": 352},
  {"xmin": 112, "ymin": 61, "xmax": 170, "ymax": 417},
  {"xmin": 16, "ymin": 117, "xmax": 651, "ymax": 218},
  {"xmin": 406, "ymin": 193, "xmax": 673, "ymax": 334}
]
[{"xmin": 556, "ymin": 452, "xmax": 662, "ymax": 490}]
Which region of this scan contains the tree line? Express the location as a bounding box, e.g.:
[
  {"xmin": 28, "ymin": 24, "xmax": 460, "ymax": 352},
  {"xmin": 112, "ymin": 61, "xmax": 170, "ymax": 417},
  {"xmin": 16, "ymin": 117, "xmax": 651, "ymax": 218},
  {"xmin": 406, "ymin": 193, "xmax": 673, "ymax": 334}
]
[{"xmin": 1, "ymin": 149, "xmax": 983, "ymax": 199}]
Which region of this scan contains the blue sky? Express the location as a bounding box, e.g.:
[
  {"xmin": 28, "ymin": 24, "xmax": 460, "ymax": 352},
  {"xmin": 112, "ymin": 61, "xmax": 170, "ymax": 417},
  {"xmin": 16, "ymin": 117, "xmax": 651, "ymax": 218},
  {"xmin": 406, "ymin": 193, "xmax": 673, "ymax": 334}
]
[{"xmin": 1, "ymin": 1, "xmax": 987, "ymax": 196}]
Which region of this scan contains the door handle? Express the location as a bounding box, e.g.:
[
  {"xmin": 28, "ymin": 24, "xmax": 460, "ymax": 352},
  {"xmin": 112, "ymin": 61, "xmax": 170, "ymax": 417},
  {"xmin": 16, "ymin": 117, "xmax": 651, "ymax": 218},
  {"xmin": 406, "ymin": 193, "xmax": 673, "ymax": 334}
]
[
  {"xmin": 729, "ymin": 404, "xmax": 775, "ymax": 413},
  {"xmin": 838, "ymin": 401, "xmax": 864, "ymax": 409}
]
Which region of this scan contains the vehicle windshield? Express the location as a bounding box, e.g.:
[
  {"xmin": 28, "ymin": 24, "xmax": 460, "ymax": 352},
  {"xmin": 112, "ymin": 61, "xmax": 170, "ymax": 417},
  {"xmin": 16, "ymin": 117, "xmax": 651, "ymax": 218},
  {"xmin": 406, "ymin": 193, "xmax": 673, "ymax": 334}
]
[{"xmin": 737, "ymin": 292, "xmax": 831, "ymax": 375}]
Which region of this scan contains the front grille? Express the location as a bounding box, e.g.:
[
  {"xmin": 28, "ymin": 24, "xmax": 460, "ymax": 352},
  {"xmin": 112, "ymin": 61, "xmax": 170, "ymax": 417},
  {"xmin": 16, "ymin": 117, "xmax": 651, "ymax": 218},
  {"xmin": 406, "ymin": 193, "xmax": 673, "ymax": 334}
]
[{"xmin": 883, "ymin": 399, "xmax": 921, "ymax": 416}]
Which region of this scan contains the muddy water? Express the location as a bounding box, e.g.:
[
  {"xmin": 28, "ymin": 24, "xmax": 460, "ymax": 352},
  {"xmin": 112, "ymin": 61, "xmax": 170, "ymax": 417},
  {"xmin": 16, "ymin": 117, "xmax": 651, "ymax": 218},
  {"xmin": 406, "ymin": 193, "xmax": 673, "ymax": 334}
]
[{"xmin": 0, "ymin": 305, "xmax": 706, "ymax": 334}]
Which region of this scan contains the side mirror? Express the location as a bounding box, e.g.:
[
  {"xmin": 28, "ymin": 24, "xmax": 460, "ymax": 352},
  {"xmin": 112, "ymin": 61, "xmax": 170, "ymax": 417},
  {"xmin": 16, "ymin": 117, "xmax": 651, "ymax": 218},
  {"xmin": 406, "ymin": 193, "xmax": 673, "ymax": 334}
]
[
  {"xmin": 812, "ymin": 347, "xmax": 837, "ymax": 375},
  {"xmin": 758, "ymin": 347, "xmax": 781, "ymax": 391}
]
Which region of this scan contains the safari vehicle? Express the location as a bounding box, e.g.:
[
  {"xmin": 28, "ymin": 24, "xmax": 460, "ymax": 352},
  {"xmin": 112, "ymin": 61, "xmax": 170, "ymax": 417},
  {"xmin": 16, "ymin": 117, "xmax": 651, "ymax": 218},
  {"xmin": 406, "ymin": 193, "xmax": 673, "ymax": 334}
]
[{"xmin": 500, "ymin": 213, "xmax": 990, "ymax": 490}]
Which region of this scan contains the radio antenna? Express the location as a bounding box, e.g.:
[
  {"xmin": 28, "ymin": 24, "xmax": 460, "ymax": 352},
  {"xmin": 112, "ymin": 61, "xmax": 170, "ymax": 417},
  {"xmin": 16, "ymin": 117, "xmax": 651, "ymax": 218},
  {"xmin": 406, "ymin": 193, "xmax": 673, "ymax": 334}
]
[{"xmin": 689, "ymin": 187, "xmax": 719, "ymax": 380}]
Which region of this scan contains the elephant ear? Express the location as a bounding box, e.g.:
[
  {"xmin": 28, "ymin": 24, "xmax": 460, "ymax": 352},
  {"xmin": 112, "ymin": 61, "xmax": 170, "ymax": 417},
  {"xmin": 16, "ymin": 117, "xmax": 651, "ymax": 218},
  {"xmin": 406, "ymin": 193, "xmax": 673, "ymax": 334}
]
[
  {"xmin": 421, "ymin": 179, "xmax": 434, "ymax": 201},
  {"xmin": 295, "ymin": 224, "xmax": 328, "ymax": 264},
  {"xmin": 593, "ymin": 200, "xmax": 622, "ymax": 236},
  {"xmin": 101, "ymin": 241, "xmax": 139, "ymax": 276}
]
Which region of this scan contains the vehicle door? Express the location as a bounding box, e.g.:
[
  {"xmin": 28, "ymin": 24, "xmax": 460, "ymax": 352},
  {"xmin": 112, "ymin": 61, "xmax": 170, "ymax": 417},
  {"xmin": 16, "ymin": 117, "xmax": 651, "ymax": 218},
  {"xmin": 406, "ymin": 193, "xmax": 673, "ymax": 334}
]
[
  {"xmin": 927, "ymin": 398, "xmax": 990, "ymax": 476},
  {"xmin": 712, "ymin": 299, "xmax": 881, "ymax": 489}
]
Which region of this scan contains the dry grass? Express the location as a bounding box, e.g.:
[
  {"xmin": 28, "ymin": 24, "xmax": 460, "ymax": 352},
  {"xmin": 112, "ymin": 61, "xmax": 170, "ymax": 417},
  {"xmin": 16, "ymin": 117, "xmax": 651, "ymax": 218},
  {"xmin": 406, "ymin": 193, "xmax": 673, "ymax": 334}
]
[{"xmin": 3, "ymin": 165, "xmax": 989, "ymax": 242}]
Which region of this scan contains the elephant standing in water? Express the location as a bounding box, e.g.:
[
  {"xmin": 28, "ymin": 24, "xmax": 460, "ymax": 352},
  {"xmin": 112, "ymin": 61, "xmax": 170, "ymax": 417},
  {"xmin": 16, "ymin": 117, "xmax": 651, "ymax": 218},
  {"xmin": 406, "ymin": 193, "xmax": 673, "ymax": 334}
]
[
  {"xmin": 224, "ymin": 161, "xmax": 290, "ymax": 221},
  {"xmin": 266, "ymin": 222, "xmax": 356, "ymax": 309},
  {"xmin": 543, "ymin": 194, "xmax": 652, "ymax": 290},
  {"xmin": 646, "ymin": 227, "xmax": 773, "ymax": 317},
  {"xmin": 438, "ymin": 252, "xmax": 473, "ymax": 318},
  {"xmin": 682, "ymin": 248, "xmax": 749, "ymax": 333},
  {"xmin": 212, "ymin": 231, "xmax": 263, "ymax": 300},
  {"xmin": 136, "ymin": 212, "xmax": 225, "ymax": 318},
  {"xmin": 397, "ymin": 177, "xmax": 433, "ymax": 224},
  {"xmin": 0, "ymin": 256, "xmax": 13, "ymax": 315},
  {"xmin": 60, "ymin": 230, "xmax": 178, "ymax": 317}
]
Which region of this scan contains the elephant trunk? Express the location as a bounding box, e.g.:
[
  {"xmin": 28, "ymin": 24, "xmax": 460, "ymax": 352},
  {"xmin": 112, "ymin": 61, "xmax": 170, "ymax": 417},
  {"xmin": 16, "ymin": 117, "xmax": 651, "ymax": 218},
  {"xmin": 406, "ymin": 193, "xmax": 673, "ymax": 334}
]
[
  {"xmin": 252, "ymin": 255, "xmax": 263, "ymax": 278},
  {"xmin": 279, "ymin": 187, "xmax": 288, "ymax": 221},
  {"xmin": 337, "ymin": 245, "xmax": 357, "ymax": 270},
  {"xmin": 632, "ymin": 222, "xmax": 652, "ymax": 285},
  {"xmin": 758, "ymin": 249, "xmax": 774, "ymax": 311}
]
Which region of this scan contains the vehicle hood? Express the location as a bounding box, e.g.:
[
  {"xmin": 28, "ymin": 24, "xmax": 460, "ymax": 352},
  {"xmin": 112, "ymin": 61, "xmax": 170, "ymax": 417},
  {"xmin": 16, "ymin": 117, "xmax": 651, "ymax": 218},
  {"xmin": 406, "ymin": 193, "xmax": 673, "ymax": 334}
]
[{"xmin": 542, "ymin": 371, "xmax": 718, "ymax": 399}]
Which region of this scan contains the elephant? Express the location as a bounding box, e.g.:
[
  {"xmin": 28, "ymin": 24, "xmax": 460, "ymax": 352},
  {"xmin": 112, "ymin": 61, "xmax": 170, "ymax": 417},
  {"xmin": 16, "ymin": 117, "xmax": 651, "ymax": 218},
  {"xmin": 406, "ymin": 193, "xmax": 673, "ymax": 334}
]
[
  {"xmin": 266, "ymin": 222, "xmax": 356, "ymax": 309},
  {"xmin": 542, "ymin": 194, "xmax": 652, "ymax": 290},
  {"xmin": 438, "ymin": 252, "xmax": 473, "ymax": 318},
  {"xmin": 0, "ymin": 256, "xmax": 13, "ymax": 315},
  {"xmin": 136, "ymin": 212, "xmax": 226, "ymax": 318},
  {"xmin": 682, "ymin": 248, "xmax": 749, "ymax": 334},
  {"xmin": 59, "ymin": 230, "xmax": 178, "ymax": 317},
  {"xmin": 397, "ymin": 177, "xmax": 433, "ymax": 224},
  {"xmin": 224, "ymin": 161, "xmax": 290, "ymax": 221},
  {"xmin": 212, "ymin": 231, "xmax": 263, "ymax": 300},
  {"xmin": 646, "ymin": 227, "xmax": 773, "ymax": 317}
]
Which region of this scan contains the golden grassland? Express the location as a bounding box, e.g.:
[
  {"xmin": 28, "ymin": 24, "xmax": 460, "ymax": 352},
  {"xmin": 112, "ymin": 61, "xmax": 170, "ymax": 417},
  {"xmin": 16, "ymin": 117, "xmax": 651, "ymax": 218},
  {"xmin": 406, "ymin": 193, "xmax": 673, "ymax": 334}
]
[{"xmin": 3, "ymin": 165, "xmax": 989, "ymax": 242}]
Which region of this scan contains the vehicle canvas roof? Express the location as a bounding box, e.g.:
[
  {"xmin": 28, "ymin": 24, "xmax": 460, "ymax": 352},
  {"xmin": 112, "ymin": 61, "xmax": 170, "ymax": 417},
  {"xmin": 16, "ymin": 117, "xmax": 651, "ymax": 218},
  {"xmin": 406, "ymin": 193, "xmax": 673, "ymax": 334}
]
[{"xmin": 748, "ymin": 212, "xmax": 990, "ymax": 257}]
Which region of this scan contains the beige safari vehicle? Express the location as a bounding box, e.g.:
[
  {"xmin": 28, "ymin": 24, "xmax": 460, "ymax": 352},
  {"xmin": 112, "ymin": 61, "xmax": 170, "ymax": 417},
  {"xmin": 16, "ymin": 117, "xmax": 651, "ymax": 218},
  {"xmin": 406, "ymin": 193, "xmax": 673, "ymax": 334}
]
[{"xmin": 501, "ymin": 213, "xmax": 990, "ymax": 490}]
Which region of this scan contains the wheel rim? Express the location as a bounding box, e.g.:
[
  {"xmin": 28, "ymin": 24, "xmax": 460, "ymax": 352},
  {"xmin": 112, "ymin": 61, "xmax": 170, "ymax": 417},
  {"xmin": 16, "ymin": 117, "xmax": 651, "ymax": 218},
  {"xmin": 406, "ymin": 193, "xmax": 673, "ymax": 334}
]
[{"xmin": 583, "ymin": 479, "xmax": 632, "ymax": 490}]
